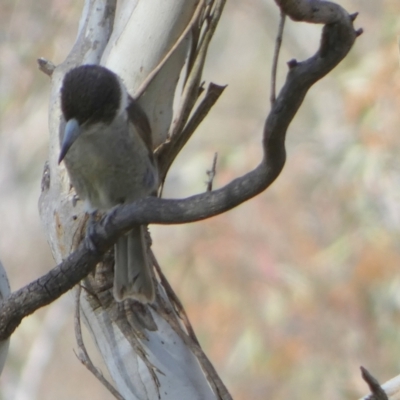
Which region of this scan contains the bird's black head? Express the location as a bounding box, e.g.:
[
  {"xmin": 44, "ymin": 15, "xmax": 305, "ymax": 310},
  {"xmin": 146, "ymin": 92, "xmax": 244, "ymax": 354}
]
[{"xmin": 61, "ymin": 65, "xmax": 122, "ymax": 126}]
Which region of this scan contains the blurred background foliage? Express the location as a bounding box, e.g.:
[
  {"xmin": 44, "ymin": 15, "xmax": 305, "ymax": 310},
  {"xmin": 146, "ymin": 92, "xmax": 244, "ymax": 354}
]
[{"xmin": 1, "ymin": 0, "xmax": 400, "ymax": 399}]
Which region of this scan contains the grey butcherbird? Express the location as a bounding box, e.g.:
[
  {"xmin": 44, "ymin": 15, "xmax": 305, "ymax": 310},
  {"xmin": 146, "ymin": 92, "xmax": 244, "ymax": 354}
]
[{"xmin": 59, "ymin": 64, "xmax": 158, "ymax": 303}]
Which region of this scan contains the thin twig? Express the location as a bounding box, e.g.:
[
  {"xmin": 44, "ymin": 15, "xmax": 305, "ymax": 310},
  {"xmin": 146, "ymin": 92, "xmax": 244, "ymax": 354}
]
[
  {"xmin": 151, "ymin": 252, "xmax": 199, "ymax": 346},
  {"xmin": 157, "ymin": 82, "xmax": 226, "ymax": 181},
  {"xmin": 206, "ymin": 153, "xmax": 218, "ymax": 191},
  {"xmin": 270, "ymin": 11, "xmax": 286, "ymax": 105},
  {"xmin": 74, "ymin": 286, "xmax": 124, "ymax": 400},
  {"xmin": 360, "ymin": 366, "xmax": 389, "ymax": 400},
  {"xmin": 132, "ymin": 0, "xmax": 205, "ymax": 100},
  {"xmin": 167, "ymin": 1, "xmax": 226, "ymax": 140}
]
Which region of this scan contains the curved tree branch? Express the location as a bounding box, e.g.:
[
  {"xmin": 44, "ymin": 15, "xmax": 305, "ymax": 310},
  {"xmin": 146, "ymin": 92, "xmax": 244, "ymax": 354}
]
[
  {"xmin": 276, "ymin": 0, "xmax": 348, "ymax": 23},
  {"xmin": 0, "ymin": 1, "xmax": 359, "ymax": 341}
]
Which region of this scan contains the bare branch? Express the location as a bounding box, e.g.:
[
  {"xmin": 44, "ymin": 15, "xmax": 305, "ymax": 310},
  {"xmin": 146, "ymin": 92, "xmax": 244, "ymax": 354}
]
[
  {"xmin": 206, "ymin": 153, "xmax": 218, "ymax": 192},
  {"xmin": 0, "ymin": 0, "xmax": 359, "ymax": 341},
  {"xmin": 359, "ymin": 369, "xmax": 400, "ymax": 400},
  {"xmin": 360, "ymin": 367, "xmax": 389, "ymax": 400},
  {"xmin": 168, "ymin": 0, "xmax": 226, "ymax": 142},
  {"xmin": 0, "ymin": 232, "xmax": 106, "ymax": 340},
  {"xmin": 275, "ymin": 0, "xmax": 347, "ymax": 23},
  {"xmin": 270, "ymin": 11, "xmax": 286, "ymax": 105},
  {"xmin": 157, "ymin": 82, "xmax": 226, "ymax": 181}
]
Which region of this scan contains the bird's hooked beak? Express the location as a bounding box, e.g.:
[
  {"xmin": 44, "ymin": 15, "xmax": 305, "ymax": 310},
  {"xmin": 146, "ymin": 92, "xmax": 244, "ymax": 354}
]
[{"xmin": 58, "ymin": 118, "xmax": 81, "ymax": 164}]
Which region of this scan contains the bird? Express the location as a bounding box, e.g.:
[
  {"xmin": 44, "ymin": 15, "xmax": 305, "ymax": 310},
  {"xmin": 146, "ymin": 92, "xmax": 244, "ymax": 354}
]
[{"xmin": 58, "ymin": 64, "xmax": 158, "ymax": 303}]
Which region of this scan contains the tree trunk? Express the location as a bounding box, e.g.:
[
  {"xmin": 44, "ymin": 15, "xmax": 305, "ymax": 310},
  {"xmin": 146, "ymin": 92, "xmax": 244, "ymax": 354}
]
[{"xmin": 39, "ymin": 0, "xmax": 229, "ymax": 399}]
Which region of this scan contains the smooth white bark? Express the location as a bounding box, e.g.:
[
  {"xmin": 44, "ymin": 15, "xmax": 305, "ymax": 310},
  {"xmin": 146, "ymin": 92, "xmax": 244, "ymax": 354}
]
[{"xmin": 103, "ymin": 0, "xmax": 198, "ymax": 147}]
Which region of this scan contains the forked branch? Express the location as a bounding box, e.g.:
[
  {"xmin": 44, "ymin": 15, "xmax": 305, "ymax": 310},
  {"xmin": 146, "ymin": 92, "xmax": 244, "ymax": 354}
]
[{"xmin": 0, "ymin": 0, "xmax": 359, "ymax": 340}]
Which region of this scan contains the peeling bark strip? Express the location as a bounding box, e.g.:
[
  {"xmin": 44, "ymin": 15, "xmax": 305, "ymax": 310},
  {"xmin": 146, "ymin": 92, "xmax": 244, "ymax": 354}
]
[{"xmin": 0, "ymin": 0, "xmax": 358, "ymax": 342}]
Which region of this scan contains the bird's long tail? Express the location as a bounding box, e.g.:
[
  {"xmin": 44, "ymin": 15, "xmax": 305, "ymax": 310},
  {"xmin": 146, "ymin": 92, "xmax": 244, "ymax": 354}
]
[{"xmin": 113, "ymin": 225, "xmax": 155, "ymax": 303}]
